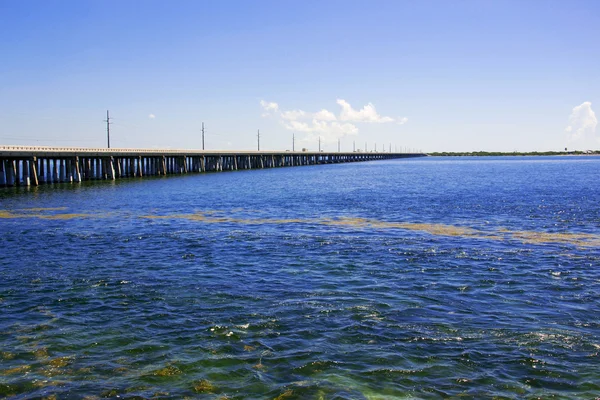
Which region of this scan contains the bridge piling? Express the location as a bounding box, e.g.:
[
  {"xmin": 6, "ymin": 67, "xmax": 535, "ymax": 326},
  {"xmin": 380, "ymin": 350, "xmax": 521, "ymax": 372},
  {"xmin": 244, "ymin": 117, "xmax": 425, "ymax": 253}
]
[
  {"xmin": 0, "ymin": 160, "xmax": 5, "ymax": 187},
  {"xmin": 0, "ymin": 146, "xmax": 425, "ymax": 188}
]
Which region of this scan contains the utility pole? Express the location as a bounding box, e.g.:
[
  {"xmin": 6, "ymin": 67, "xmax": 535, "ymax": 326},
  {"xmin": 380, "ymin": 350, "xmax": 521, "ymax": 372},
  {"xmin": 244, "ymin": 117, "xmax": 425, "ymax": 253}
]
[
  {"xmin": 375, "ymin": 143, "xmax": 377, "ymax": 153},
  {"xmin": 365, "ymin": 142, "xmax": 367, "ymax": 152},
  {"xmin": 353, "ymin": 140, "xmax": 355, "ymax": 152},
  {"xmin": 293, "ymin": 133, "xmax": 295, "ymax": 152},
  {"xmin": 104, "ymin": 110, "xmax": 111, "ymax": 149},
  {"xmin": 389, "ymin": 143, "xmax": 391, "ymax": 153},
  {"xmin": 202, "ymin": 122, "xmax": 205, "ymax": 150},
  {"xmin": 318, "ymin": 137, "xmax": 321, "ymax": 152},
  {"xmin": 257, "ymin": 129, "xmax": 260, "ymax": 151}
]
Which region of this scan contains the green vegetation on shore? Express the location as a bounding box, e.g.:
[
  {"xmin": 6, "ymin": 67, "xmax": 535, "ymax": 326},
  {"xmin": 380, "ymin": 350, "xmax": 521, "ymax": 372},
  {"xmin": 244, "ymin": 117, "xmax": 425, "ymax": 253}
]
[{"xmin": 428, "ymin": 150, "xmax": 599, "ymax": 157}]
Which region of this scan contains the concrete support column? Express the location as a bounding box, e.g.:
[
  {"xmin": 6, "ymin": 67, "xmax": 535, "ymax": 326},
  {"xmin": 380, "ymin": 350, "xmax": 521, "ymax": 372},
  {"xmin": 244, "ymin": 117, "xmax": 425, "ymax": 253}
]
[
  {"xmin": 108, "ymin": 157, "xmax": 116, "ymax": 180},
  {"xmin": 6, "ymin": 160, "xmax": 16, "ymax": 186},
  {"xmin": 30, "ymin": 157, "xmax": 39, "ymax": 186},
  {"xmin": 52, "ymin": 159, "xmax": 59, "ymax": 182},
  {"xmin": 15, "ymin": 160, "xmax": 21, "ymax": 186},
  {"xmin": 128, "ymin": 158, "xmax": 133, "ymax": 177},
  {"xmin": 137, "ymin": 156, "xmax": 143, "ymax": 177},
  {"xmin": 65, "ymin": 158, "xmax": 73, "ymax": 183},
  {"xmin": 93, "ymin": 158, "xmax": 99, "ymax": 180},
  {"xmin": 114, "ymin": 157, "xmax": 121, "ymax": 178},
  {"xmin": 60, "ymin": 159, "xmax": 67, "ymax": 182},
  {"xmin": 73, "ymin": 157, "xmax": 81, "ymax": 182},
  {"xmin": 22, "ymin": 159, "xmax": 30, "ymax": 186},
  {"xmin": 0, "ymin": 159, "xmax": 5, "ymax": 187},
  {"xmin": 38, "ymin": 159, "xmax": 46, "ymax": 183},
  {"xmin": 79, "ymin": 158, "xmax": 84, "ymax": 181},
  {"xmin": 84, "ymin": 158, "xmax": 89, "ymax": 180},
  {"xmin": 100, "ymin": 158, "xmax": 106, "ymax": 180}
]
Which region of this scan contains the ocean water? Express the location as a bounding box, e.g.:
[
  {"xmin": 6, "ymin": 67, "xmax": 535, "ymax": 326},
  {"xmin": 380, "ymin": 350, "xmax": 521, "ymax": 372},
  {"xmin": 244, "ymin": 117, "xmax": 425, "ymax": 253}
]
[{"xmin": 1, "ymin": 156, "xmax": 599, "ymax": 399}]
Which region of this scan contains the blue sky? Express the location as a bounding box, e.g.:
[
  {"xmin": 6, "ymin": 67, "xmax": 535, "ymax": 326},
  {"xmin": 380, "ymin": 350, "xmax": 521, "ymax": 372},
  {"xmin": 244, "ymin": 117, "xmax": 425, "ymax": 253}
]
[{"xmin": 1, "ymin": 0, "xmax": 598, "ymax": 152}]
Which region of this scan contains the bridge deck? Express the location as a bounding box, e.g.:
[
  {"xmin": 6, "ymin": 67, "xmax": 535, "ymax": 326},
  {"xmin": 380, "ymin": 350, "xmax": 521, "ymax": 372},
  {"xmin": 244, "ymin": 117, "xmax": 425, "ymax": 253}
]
[{"xmin": 0, "ymin": 146, "xmax": 425, "ymax": 187}]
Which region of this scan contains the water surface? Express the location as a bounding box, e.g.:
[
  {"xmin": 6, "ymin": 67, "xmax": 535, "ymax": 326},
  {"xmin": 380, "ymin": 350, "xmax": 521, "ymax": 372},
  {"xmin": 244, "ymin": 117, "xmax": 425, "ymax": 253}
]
[{"xmin": 1, "ymin": 156, "xmax": 599, "ymax": 399}]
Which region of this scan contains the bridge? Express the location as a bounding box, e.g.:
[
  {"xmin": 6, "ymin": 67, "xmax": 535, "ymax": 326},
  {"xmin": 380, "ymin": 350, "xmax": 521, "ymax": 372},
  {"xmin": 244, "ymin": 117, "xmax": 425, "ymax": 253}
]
[{"xmin": 0, "ymin": 145, "xmax": 426, "ymax": 187}]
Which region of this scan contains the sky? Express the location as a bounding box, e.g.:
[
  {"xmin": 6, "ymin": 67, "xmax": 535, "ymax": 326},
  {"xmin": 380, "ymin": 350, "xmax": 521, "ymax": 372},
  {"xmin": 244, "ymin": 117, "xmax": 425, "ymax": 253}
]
[{"xmin": 0, "ymin": 0, "xmax": 598, "ymax": 152}]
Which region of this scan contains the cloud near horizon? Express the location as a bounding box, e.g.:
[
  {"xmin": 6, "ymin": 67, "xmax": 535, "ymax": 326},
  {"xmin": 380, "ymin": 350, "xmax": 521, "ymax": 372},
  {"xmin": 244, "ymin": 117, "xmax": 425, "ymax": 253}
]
[
  {"xmin": 337, "ymin": 99, "xmax": 394, "ymax": 123},
  {"xmin": 260, "ymin": 99, "xmax": 405, "ymax": 143},
  {"xmin": 566, "ymin": 102, "xmax": 598, "ymax": 149},
  {"xmin": 148, "ymin": 113, "xmax": 156, "ymax": 119}
]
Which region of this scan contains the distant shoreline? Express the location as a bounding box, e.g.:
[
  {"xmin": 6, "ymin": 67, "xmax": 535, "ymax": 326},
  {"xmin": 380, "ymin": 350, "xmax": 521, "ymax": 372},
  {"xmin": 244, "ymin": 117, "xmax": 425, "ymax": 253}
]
[{"xmin": 428, "ymin": 151, "xmax": 599, "ymax": 157}]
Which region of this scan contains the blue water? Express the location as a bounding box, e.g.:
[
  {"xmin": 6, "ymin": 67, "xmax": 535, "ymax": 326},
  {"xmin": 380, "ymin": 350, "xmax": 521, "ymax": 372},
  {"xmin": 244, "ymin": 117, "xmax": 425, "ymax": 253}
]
[{"xmin": 1, "ymin": 156, "xmax": 599, "ymax": 399}]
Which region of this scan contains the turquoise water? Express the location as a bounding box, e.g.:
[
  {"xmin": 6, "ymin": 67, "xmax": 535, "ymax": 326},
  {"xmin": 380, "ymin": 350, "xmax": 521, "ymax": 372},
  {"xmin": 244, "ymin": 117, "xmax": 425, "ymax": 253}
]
[{"xmin": 1, "ymin": 156, "xmax": 599, "ymax": 399}]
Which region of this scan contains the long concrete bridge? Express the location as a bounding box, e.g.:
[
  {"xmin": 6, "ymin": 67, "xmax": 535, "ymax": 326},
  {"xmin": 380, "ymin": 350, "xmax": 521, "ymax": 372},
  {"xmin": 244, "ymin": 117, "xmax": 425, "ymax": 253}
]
[{"xmin": 0, "ymin": 145, "xmax": 426, "ymax": 187}]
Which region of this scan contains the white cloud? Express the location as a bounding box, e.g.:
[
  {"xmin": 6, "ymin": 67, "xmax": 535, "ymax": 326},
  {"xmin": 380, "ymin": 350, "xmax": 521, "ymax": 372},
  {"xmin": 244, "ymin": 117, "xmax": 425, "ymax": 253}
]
[
  {"xmin": 337, "ymin": 99, "xmax": 394, "ymax": 123},
  {"xmin": 566, "ymin": 102, "xmax": 598, "ymax": 148},
  {"xmin": 282, "ymin": 119, "xmax": 358, "ymax": 143},
  {"xmin": 281, "ymin": 109, "xmax": 307, "ymax": 121},
  {"xmin": 260, "ymin": 100, "xmax": 279, "ymax": 113},
  {"xmin": 314, "ymin": 109, "xmax": 337, "ymax": 121},
  {"xmin": 148, "ymin": 114, "xmax": 156, "ymax": 119},
  {"xmin": 258, "ymin": 98, "xmax": 400, "ymax": 144}
]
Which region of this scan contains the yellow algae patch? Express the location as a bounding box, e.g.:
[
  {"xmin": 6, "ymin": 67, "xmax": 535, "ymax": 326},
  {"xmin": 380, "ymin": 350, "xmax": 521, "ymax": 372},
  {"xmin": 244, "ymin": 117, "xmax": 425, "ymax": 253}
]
[
  {"xmin": 506, "ymin": 230, "xmax": 600, "ymax": 248},
  {"xmin": 244, "ymin": 345, "xmax": 256, "ymax": 352},
  {"xmin": 321, "ymin": 217, "xmax": 371, "ymax": 227},
  {"xmin": 1, "ymin": 365, "xmax": 31, "ymax": 375},
  {"xmin": 397, "ymin": 222, "xmax": 479, "ymax": 237},
  {"xmin": 32, "ymin": 380, "xmax": 60, "ymax": 389},
  {"xmin": 33, "ymin": 347, "xmax": 49, "ymax": 359},
  {"xmin": 0, "ymin": 209, "xmax": 92, "ymax": 220},
  {"xmin": 1, "ymin": 351, "xmax": 15, "ymax": 360},
  {"xmin": 39, "ymin": 213, "xmax": 91, "ymax": 220},
  {"xmin": 253, "ymin": 362, "xmax": 266, "ymax": 370},
  {"xmin": 322, "ymin": 217, "xmax": 482, "ymax": 238},
  {"xmin": 140, "ymin": 212, "xmax": 306, "ymax": 226},
  {"xmin": 47, "ymin": 356, "xmax": 73, "ymax": 368},
  {"xmin": 17, "ymin": 335, "xmax": 34, "ymax": 344},
  {"xmin": 274, "ymin": 390, "xmax": 294, "ymax": 400},
  {"xmin": 152, "ymin": 365, "xmax": 182, "ymax": 377},
  {"xmin": 0, "ymin": 210, "xmax": 23, "ymax": 218},
  {"xmin": 16, "ymin": 207, "xmax": 67, "ymax": 212},
  {"xmin": 140, "ymin": 212, "xmax": 600, "ymax": 249},
  {"xmin": 192, "ymin": 379, "xmax": 216, "ymax": 393}
]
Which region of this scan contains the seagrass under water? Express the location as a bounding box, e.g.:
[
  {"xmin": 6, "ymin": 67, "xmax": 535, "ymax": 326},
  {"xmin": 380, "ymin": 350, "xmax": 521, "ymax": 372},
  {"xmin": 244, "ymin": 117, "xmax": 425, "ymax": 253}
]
[{"xmin": 1, "ymin": 156, "xmax": 599, "ymax": 399}]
